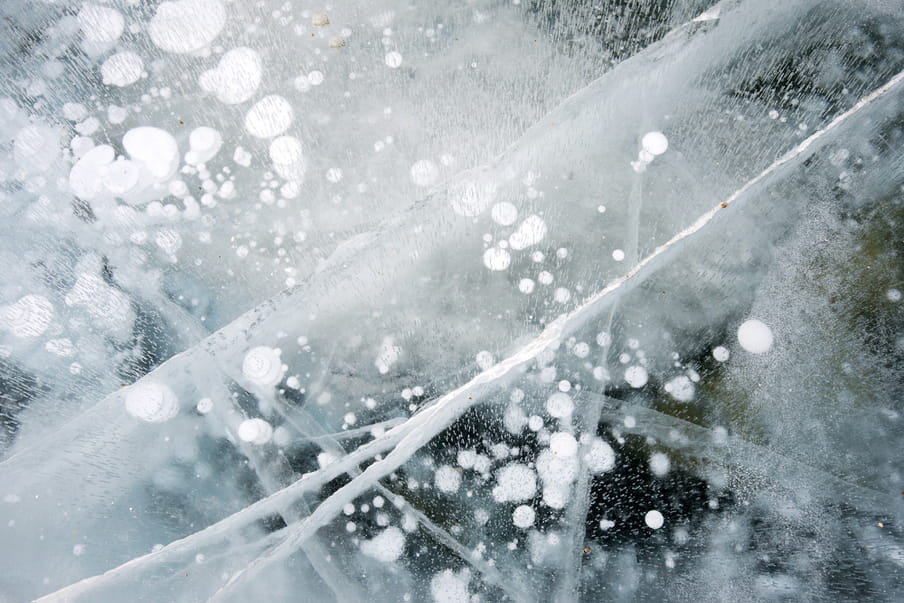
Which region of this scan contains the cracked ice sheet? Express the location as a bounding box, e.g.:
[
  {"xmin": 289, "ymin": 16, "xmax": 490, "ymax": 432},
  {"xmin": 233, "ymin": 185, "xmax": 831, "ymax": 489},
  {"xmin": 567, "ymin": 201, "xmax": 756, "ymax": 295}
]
[
  {"xmin": 51, "ymin": 53, "xmax": 904, "ymax": 602},
  {"xmin": 3, "ymin": 0, "xmax": 904, "ymax": 600}
]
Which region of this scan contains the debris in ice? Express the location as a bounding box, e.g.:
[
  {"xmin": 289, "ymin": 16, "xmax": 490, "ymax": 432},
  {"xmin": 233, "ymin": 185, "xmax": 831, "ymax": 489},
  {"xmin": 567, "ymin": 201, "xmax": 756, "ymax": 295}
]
[
  {"xmin": 361, "ymin": 526, "xmax": 406, "ymax": 562},
  {"xmin": 1, "ymin": 295, "xmax": 53, "ymax": 338},
  {"xmin": 644, "ymin": 510, "xmax": 665, "ymax": 529},
  {"xmin": 311, "ymin": 13, "xmax": 330, "ymax": 27},
  {"xmin": 125, "ymin": 380, "xmax": 179, "ymax": 423},
  {"xmin": 199, "ymin": 48, "xmax": 263, "ymax": 105},
  {"xmin": 434, "ymin": 465, "xmax": 461, "ymax": 494},
  {"xmin": 737, "ymin": 319, "xmax": 774, "ymax": 354},
  {"xmin": 492, "ymin": 463, "xmax": 537, "ymax": 502},
  {"xmin": 101, "ymin": 52, "xmax": 143, "ymax": 87},
  {"xmin": 244, "ymin": 95, "xmax": 294, "ymax": 139},
  {"xmin": 241, "ymin": 346, "xmax": 284, "ymax": 387},
  {"xmin": 512, "ymin": 505, "xmax": 535, "ymax": 528},
  {"xmin": 237, "ymin": 418, "xmax": 273, "ymax": 445},
  {"xmin": 149, "ymin": 0, "xmax": 226, "ymax": 54}
]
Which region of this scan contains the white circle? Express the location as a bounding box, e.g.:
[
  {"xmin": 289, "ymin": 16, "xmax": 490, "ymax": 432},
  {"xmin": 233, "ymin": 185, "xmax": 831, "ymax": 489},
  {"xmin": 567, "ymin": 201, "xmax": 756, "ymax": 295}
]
[
  {"xmin": 624, "ymin": 366, "xmax": 648, "ymax": 388},
  {"xmin": 101, "ymin": 51, "xmax": 143, "ymax": 87},
  {"xmin": 512, "ymin": 505, "xmax": 535, "ymax": 528},
  {"xmin": 125, "ymin": 380, "xmax": 179, "ymax": 423},
  {"xmin": 549, "ymin": 432, "xmax": 578, "ymax": 457},
  {"xmin": 384, "ymin": 51, "xmax": 403, "ymax": 68},
  {"xmin": 196, "ymin": 398, "xmax": 213, "ymax": 414},
  {"xmin": 737, "ymin": 319, "xmax": 774, "ymax": 354},
  {"xmin": 409, "ymin": 159, "xmax": 439, "ymax": 187},
  {"xmin": 518, "ymin": 278, "xmax": 535, "ymax": 294},
  {"xmin": 612, "ymin": 249, "xmax": 625, "ymax": 261},
  {"xmin": 546, "ymin": 393, "xmax": 574, "ymax": 418},
  {"xmin": 483, "ymin": 247, "xmax": 511, "ymax": 271},
  {"xmin": 238, "ymin": 418, "xmax": 273, "ymax": 445},
  {"xmin": 712, "ymin": 346, "xmax": 730, "ymax": 362},
  {"xmin": 645, "ymin": 509, "xmax": 664, "ymax": 529},
  {"xmin": 641, "ymin": 131, "xmax": 669, "ymax": 156},
  {"xmin": 244, "ymin": 95, "xmax": 293, "ymax": 138},
  {"xmin": 491, "ymin": 202, "xmax": 518, "ymax": 226},
  {"xmin": 242, "ymin": 346, "xmax": 284, "ymax": 386}
]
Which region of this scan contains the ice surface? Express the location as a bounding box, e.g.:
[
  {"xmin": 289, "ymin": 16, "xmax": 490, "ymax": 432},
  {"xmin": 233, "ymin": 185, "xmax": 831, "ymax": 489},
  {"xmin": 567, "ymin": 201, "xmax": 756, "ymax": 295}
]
[{"xmin": 0, "ymin": 0, "xmax": 903, "ymax": 600}]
